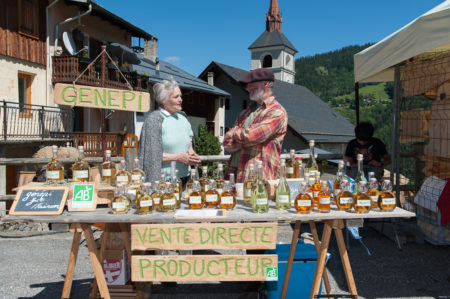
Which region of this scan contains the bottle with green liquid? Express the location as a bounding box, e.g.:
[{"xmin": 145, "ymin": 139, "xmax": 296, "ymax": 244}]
[
  {"xmin": 276, "ymin": 159, "xmax": 291, "ymax": 210},
  {"xmin": 251, "ymin": 161, "xmax": 269, "ymax": 213}
]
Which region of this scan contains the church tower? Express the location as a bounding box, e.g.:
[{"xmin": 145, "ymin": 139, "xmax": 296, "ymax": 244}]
[{"xmin": 249, "ymin": 0, "xmax": 297, "ymax": 83}]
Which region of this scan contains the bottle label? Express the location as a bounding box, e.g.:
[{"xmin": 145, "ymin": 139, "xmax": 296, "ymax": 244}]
[
  {"xmin": 334, "ymin": 189, "xmax": 341, "ymax": 197},
  {"xmin": 140, "ymin": 200, "xmax": 152, "ymax": 207},
  {"xmin": 245, "ymin": 189, "xmax": 252, "ymax": 197},
  {"xmin": 297, "ymin": 199, "xmax": 311, "ymax": 207},
  {"xmin": 102, "ymin": 169, "xmax": 112, "ymax": 176},
  {"xmin": 339, "ymin": 197, "xmax": 353, "ymax": 204},
  {"xmin": 277, "ymin": 195, "xmax": 290, "ymax": 203},
  {"xmin": 163, "ymin": 198, "xmax": 175, "ymax": 206},
  {"xmin": 221, "ymin": 196, "xmax": 234, "ymax": 205},
  {"xmin": 216, "ymin": 188, "xmax": 223, "ymax": 195},
  {"xmin": 382, "ymin": 197, "xmax": 396, "ymax": 205},
  {"xmin": 357, "ymin": 199, "xmax": 371, "ymax": 207},
  {"xmin": 319, "ymin": 197, "xmax": 330, "ymax": 204},
  {"xmin": 206, "ymin": 194, "xmax": 218, "ymax": 202},
  {"xmin": 286, "ymin": 167, "xmax": 294, "ymax": 174},
  {"xmin": 189, "ymin": 196, "xmax": 202, "ymax": 204},
  {"xmin": 313, "ymin": 191, "xmax": 319, "ymax": 198},
  {"xmin": 131, "ymin": 174, "xmax": 142, "ymax": 181},
  {"xmin": 204, "ymin": 185, "xmax": 210, "ymax": 192},
  {"xmin": 370, "ymin": 195, "xmax": 379, "ymax": 203},
  {"xmin": 153, "ymin": 197, "xmax": 160, "ymax": 205},
  {"xmin": 47, "ymin": 171, "xmax": 61, "ymax": 179},
  {"xmin": 256, "ymin": 198, "xmax": 268, "ymax": 205},
  {"xmin": 74, "ymin": 170, "xmax": 89, "ymax": 179},
  {"xmin": 308, "ymin": 192, "xmax": 313, "ymax": 198},
  {"xmin": 112, "ymin": 202, "xmax": 126, "ymax": 209},
  {"xmin": 116, "ymin": 175, "xmax": 129, "ymax": 182}
]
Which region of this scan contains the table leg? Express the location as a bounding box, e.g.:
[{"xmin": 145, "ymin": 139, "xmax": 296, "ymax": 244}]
[
  {"xmin": 90, "ymin": 224, "xmax": 110, "ymax": 298},
  {"xmin": 334, "ymin": 221, "xmax": 358, "ymax": 296},
  {"xmin": 309, "ymin": 220, "xmax": 332, "ymax": 294},
  {"xmin": 81, "ymin": 224, "xmax": 111, "ymax": 299},
  {"xmin": 61, "ymin": 224, "xmax": 82, "ymax": 299},
  {"xmin": 280, "ymin": 220, "xmax": 301, "ymax": 299},
  {"xmin": 310, "ymin": 220, "xmax": 333, "ymax": 299}
]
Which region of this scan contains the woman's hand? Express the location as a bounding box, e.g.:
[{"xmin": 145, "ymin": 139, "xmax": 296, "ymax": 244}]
[{"xmin": 177, "ymin": 152, "xmax": 201, "ymax": 166}]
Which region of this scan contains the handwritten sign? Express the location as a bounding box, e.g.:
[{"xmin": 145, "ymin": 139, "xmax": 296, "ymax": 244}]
[
  {"xmin": 54, "ymin": 83, "xmax": 150, "ymax": 112},
  {"xmin": 131, "ymin": 223, "xmax": 278, "ymax": 251},
  {"xmin": 9, "ymin": 187, "xmax": 69, "ymax": 215},
  {"xmin": 131, "ymin": 254, "xmax": 278, "ymax": 282}
]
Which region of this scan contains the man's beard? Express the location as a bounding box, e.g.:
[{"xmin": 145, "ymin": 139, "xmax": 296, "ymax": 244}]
[{"xmin": 249, "ymin": 86, "xmax": 265, "ymax": 102}]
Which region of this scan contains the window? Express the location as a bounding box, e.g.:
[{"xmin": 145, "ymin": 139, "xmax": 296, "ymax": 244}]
[
  {"xmin": 18, "ymin": 0, "xmax": 39, "ymax": 39},
  {"xmin": 18, "ymin": 73, "xmax": 32, "ymax": 118},
  {"xmin": 225, "ymin": 98, "xmax": 230, "ymax": 110},
  {"xmin": 262, "ymin": 55, "xmax": 272, "ymax": 68}
]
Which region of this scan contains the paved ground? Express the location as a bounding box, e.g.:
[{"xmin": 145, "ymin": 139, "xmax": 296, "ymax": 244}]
[{"xmin": 0, "ymin": 221, "xmax": 449, "ymax": 299}]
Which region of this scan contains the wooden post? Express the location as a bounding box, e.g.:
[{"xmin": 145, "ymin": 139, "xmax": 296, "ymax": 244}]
[
  {"xmin": 391, "ymin": 65, "xmax": 402, "ymax": 200},
  {"xmin": 309, "ymin": 221, "xmax": 331, "ymax": 294},
  {"xmin": 101, "ymin": 45, "xmax": 107, "ymax": 156},
  {"xmin": 280, "ymin": 220, "xmax": 301, "ymax": 299},
  {"xmin": 310, "ymin": 220, "xmax": 333, "ymax": 299},
  {"xmin": 355, "ymin": 82, "xmax": 360, "ymax": 125},
  {"xmin": 334, "ymin": 220, "xmax": 358, "ymax": 296},
  {"xmin": 61, "ymin": 224, "xmax": 82, "ymax": 299}
]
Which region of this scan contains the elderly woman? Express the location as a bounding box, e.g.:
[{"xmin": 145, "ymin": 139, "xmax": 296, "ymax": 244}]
[{"xmin": 138, "ymin": 79, "xmax": 201, "ymax": 183}]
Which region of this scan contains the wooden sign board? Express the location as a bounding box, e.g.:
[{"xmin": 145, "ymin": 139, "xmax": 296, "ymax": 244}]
[
  {"xmin": 131, "ymin": 254, "xmax": 278, "ymax": 282},
  {"xmin": 54, "ymin": 83, "xmax": 150, "ymax": 112},
  {"xmin": 131, "ymin": 223, "xmax": 278, "ymax": 251},
  {"xmin": 67, "ymin": 183, "xmax": 97, "ymax": 212},
  {"xmin": 9, "ymin": 186, "xmax": 69, "ymax": 215}
]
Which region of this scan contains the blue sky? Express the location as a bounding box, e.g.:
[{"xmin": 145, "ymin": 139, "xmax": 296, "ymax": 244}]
[{"xmin": 96, "ymin": 0, "xmax": 443, "ymax": 76}]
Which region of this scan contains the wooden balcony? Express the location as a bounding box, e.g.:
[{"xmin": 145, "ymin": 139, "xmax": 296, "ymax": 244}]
[
  {"xmin": 72, "ymin": 132, "xmax": 122, "ymax": 157},
  {"xmin": 52, "ymin": 56, "xmax": 150, "ymax": 92}
]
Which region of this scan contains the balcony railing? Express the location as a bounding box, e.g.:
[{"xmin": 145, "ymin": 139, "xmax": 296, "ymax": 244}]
[
  {"xmin": 0, "ymin": 100, "xmax": 73, "ymax": 141},
  {"xmin": 52, "ymin": 56, "xmax": 149, "ymax": 91}
]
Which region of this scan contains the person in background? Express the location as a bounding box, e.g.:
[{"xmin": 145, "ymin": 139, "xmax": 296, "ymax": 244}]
[
  {"xmin": 344, "ymin": 121, "xmax": 391, "ymax": 180},
  {"xmin": 223, "ymin": 68, "xmax": 288, "ymax": 182},
  {"xmin": 138, "ymin": 79, "xmax": 201, "ymax": 185}
]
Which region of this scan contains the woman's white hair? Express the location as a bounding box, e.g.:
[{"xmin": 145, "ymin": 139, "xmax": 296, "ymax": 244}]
[{"xmin": 153, "ymin": 79, "xmax": 179, "ymax": 105}]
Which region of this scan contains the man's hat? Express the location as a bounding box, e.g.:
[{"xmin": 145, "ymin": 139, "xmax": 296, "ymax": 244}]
[{"xmin": 239, "ymin": 68, "xmax": 274, "ymax": 85}]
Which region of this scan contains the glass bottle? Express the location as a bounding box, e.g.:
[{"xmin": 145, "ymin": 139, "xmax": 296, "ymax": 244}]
[
  {"xmin": 188, "ymin": 181, "xmax": 203, "ymax": 209},
  {"xmin": 46, "ymin": 145, "xmax": 64, "ymax": 184},
  {"xmin": 115, "ymin": 160, "xmax": 130, "ymax": 186},
  {"xmin": 101, "ymin": 150, "xmax": 116, "ymax": 185},
  {"xmin": 333, "ymin": 161, "xmax": 345, "ymax": 200},
  {"xmin": 336, "ymin": 179, "xmax": 354, "ymax": 211},
  {"xmin": 205, "ymin": 179, "xmax": 219, "ymax": 208},
  {"xmin": 312, "ymin": 171, "xmax": 322, "ymax": 206},
  {"xmin": 354, "ymin": 154, "xmax": 366, "ymax": 195},
  {"xmin": 216, "ymin": 163, "xmax": 225, "ymax": 196},
  {"xmin": 295, "ymin": 157, "xmax": 304, "ymax": 179},
  {"xmin": 72, "ymin": 146, "xmax": 89, "ymax": 182},
  {"xmin": 173, "ymin": 169, "xmax": 182, "ymax": 209},
  {"xmin": 378, "ymin": 180, "xmax": 396, "ymax": 212},
  {"xmin": 252, "ymin": 161, "xmax": 269, "ymax": 213},
  {"xmin": 185, "ymin": 168, "xmax": 196, "ymax": 200},
  {"xmin": 109, "ymin": 183, "xmax": 130, "ymax": 214},
  {"xmin": 305, "ymin": 140, "xmax": 318, "ymax": 179},
  {"xmin": 354, "ymin": 181, "xmax": 371, "ymax": 213},
  {"xmin": 294, "ymin": 181, "xmax": 313, "ymax": 214},
  {"xmin": 318, "ymin": 181, "xmax": 331, "ymax": 213},
  {"xmin": 200, "ymin": 166, "xmax": 209, "ymax": 193},
  {"xmin": 367, "ymin": 172, "xmax": 380, "ymax": 209},
  {"xmin": 161, "ymin": 182, "xmax": 176, "ymax": 212},
  {"xmin": 219, "ymin": 180, "xmax": 236, "ymax": 210},
  {"xmin": 306, "ymin": 172, "xmax": 315, "ymax": 200},
  {"xmin": 243, "ymin": 163, "xmax": 255, "ymax": 206},
  {"xmin": 136, "ymin": 182, "xmax": 153, "ymax": 215},
  {"xmin": 130, "ymin": 158, "xmax": 145, "ymax": 185},
  {"xmin": 286, "ymin": 149, "xmax": 296, "ymax": 178},
  {"xmin": 276, "ymin": 159, "xmax": 291, "ymax": 210},
  {"xmin": 229, "ymin": 173, "xmax": 236, "ymax": 196},
  {"xmin": 151, "ymin": 181, "xmax": 162, "ymax": 211}
]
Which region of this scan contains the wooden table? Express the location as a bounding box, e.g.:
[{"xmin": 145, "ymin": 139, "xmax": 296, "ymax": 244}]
[{"xmin": 5, "ymin": 205, "xmax": 415, "ymax": 299}]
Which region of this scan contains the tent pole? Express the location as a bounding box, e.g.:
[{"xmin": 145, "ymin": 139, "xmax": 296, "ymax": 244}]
[
  {"xmin": 355, "ymin": 82, "xmax": 359, "ymax": 124},
  {"xmin": 391, "ymin": 66, "xmax": 402, "ymax": 200}
]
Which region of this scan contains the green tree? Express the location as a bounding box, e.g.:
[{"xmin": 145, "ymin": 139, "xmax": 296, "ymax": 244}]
[{"xmin": 193, "ymin": 124, "xmax": 222, "ymax": 176}]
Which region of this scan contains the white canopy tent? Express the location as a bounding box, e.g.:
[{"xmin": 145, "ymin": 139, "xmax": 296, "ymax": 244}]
[{"xmin": 354, "ymin": 0, "xmax": 450, "ymax": 83}]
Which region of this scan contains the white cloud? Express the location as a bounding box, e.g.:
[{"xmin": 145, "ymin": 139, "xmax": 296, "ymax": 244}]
[{"xmin": 164, "ymin": 56, "xmax": 181, "ymax": 65}]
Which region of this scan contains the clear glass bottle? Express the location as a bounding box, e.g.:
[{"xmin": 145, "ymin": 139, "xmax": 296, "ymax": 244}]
[
  {"xmin": 151, "ymin": 181, "xmax": 162, "ymax": 211},
  {"xmin": 378, "ymin": 180, "xmax": 396, "ymax": 212},
  {"xmin": 318, "ymin": 181, "xmax": 331, "ymax": 213},
  {"xmin": 72, "ymin": 146, "xmax": 89, "ymax": 182},
  {"xmin": 136, "ymin": 182, "xmax": 153, "ymax": 215},
  {"xmin": 46, "ymin": 145, "xmax": 64, "ymax": 184},
  {"xmin": 161, "ymin": 182, "xmax": 176, "ymax": 212},
  {"xmin": 276, "ymin": 159, "xmax": 291, "ymax": 210},
  {"xmin": 229, "ymin": 173, "xmax": 236, "ymax": 196},
  {"xmin": 115, "ymin": 160, "xmax": 130, "ymax": 186},
  {"xmin": 305, "ymin": 140, "xmax": 318, "ymax": 178},
  {"xmin": 336, "ymin": 179, "xmax": 354, "ymax": 211},
  {"xmin": 354, "ymin": 154, "xmax": 366, "ymax": 195},
  {"xmin": 185, "ymin": 168, "xmax": 196, "ymax": 200},
  {"xmin": 286, "ymin": 149, "xmax": 296, "ymax": 178},
  {"xmin": 188, "ymin": 181, "xmax": 203, "ymax": 209},
  {"xmin": 243, "ymin": 163, "xmax": 255, "ymax": 206},
  {"xmin": 312, "ymin": 171, "xmax": 322, "ymax": 206},
  {"xmin": 109, "ymin": 183, "xmax": 130, "ymax": 214},
  {"xmin": 200, "ymin": 166, "xmax": 209, "ymax": 193},
  {"xmin": 333, "ymin": 161, "xmax": 345, "ymax": 200},
  {"xmin": 295, "ymin": 157, "xmax": 304, "ymax": 179},
  {"xmin": 173, "ymin": 169, "xmax": 182, "ymax": 209},
  {"xmin": 354, "ymin": 181, "xmax": 371, "ymax": 213},
  {"xmin": 205, "ymin": 179, "xmax": 219, "ymax": 208},
  {"xmin": 306, "ymin": 172, "xmax": 315, "ymax": 201},
  {"xmin": 251, "ymin": 161, "xmax": 269, "ymax": 213},
  {"xmin": 216, "ymin": 163, "xmax": 224, "ymax": 196},
  {"xmin": 294, "ymin": 181, "xmax": 313, "ymax": 214},
  {"xmin": 101, "ymin": 150, "xmax": 116, "ymax": 185},
  {"xmin": 367, "ymin": 172, "xmax": 380, "ymax": 209},
  {"xmin": 219, "ymin": 180, "xmax": 236, "ymax": 210},
  {"xmin": 130, "ymin": 158, "xmax": 145, "ymax": 185}
]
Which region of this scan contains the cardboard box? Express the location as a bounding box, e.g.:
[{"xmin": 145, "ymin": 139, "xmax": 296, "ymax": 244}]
[{"xmin": 103, "ymin": 249, "xmax": 130, "ymax": 285}]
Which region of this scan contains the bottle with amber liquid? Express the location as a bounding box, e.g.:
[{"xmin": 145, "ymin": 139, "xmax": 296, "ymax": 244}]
[
  {"xmin": 109, "ymin": 183, "xmax": 130, "ymax": 214},
  {"xmin": 294, "ymin": 181, "xmax": 313, "ymax": 214},
  {"xmin": 276, "ymin": 159, "xmax": 291, "ymax": 210},
  {"xmin": 188, "ymin": 181, "xmax": 203, "ymax": 209},
  {"xmin": 312, "ymin": 171, "xmax": 322, "ymax": 206},
  {"xmin": 336, "ymin": 179, "xmax": 354, "ymax": 211},
  {"xmin": 378, "ymin": 180, "xmax": 396, "ymax": 212},
  {"xmin": 115, "ymin": 160, "xmax": 130, "ymax": 186},
  {"xmin": 219, "ymin": 180, "xmax": 236, "ymax": 210},
  {"xmin": 318, "ymin": 181, "xmax": 331, "ymax": 213},
  {"xmin": 243, "ymin": 163, "xmax": 255, "ymax": 206},
  {"xmin": 46, "ymin": 145, "xmax": 64, "ymax": 184},
  {"xmin": 354, "ymin": 181, "xmax": 371, "ymax": 213},
  {"xmin": 161, "ymin": 182, "xmax": 176, "ymax": 212},
  {"xmin": 72, "ymin": 146, "xmax": 90, "ymax": 182},
  {"xmin": 333, "ymin": 161, "xmax": 345, "ymax": 200},
  {"xmin": 200, "ymin": 166, "xmax": 209, "ymax": 193},
  {"xmin": 205, "ymin": 179, "xmax": 219, "ymax": 208},
  {"xmin": 216, "ymin": 163, "xmax": 225, "ymax": 195},
  {"xmin": 286, "ymin": 149, "xmax": 296, "ymax": 178},
  {"xmin": 136, "ymin": 182, "xmax": 153, "ymax": 215},
  {"xmin": 185, "ymin": 168, "xmax": 196, "ymax": 200},
  {"xmin": 101, "ymin": 150, "xmax": 116, "ymax": 185},
  {"xmin": 305, "ymin": 140, "xmax": 318, "ymax": 179},
  {"xmin": 130, "ymin": 158, "xmax": 145, "ymax": 185},
  {"xmin": 306, "ymin": 172, "xmax": 315, "ymax": 200},
  {"xmin": 367, "ymin": 172, "xmax": 380, "ymax": 209},
  {"xmin": 151, "ymin": 181, "xmax": 162, "ymax": 211},
  {"xmin": 172, "ymin": 169, "xmax": 182, "ymax": 209},
  {"xmin": 251, "ymin": 161, "xmax": 269, "ymax": 213}
]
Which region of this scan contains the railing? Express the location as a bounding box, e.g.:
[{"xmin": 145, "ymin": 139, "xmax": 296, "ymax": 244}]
[
  {"xmin": 0, "ymin": 100, "xmax": 73, "ymax": 141},
  {"xmin": 52, "ymin": 56, "xmax": 149, "ymax": 91},
  {"xmin": 72, "ymin": 132, "xmax": 121, "ymax": 157}
]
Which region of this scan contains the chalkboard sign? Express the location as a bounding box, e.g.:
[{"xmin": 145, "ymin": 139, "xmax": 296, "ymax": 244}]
[{"xmin": 10, "ymin": 187, "xmax": 69, "ymax": 215}]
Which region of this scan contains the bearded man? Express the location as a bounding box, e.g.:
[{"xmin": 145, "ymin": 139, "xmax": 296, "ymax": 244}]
[{"xmin": 223, "ymin": 68, "xmax": 288, "ymax": 183}]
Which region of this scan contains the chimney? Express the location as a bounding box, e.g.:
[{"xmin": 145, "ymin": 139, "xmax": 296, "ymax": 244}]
[
  {"xmin": 144, "ymin": 38, "xmax": 158, "ymax": 62},
  {"xmin": 207, "ymin": 72, "xmax": 214, "ymax": 86}
]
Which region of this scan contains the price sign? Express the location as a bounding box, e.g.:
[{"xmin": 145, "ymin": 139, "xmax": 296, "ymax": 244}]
[{"xmin": 69, "ymin": 184, "xmax": 97, "ymax": 211}]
